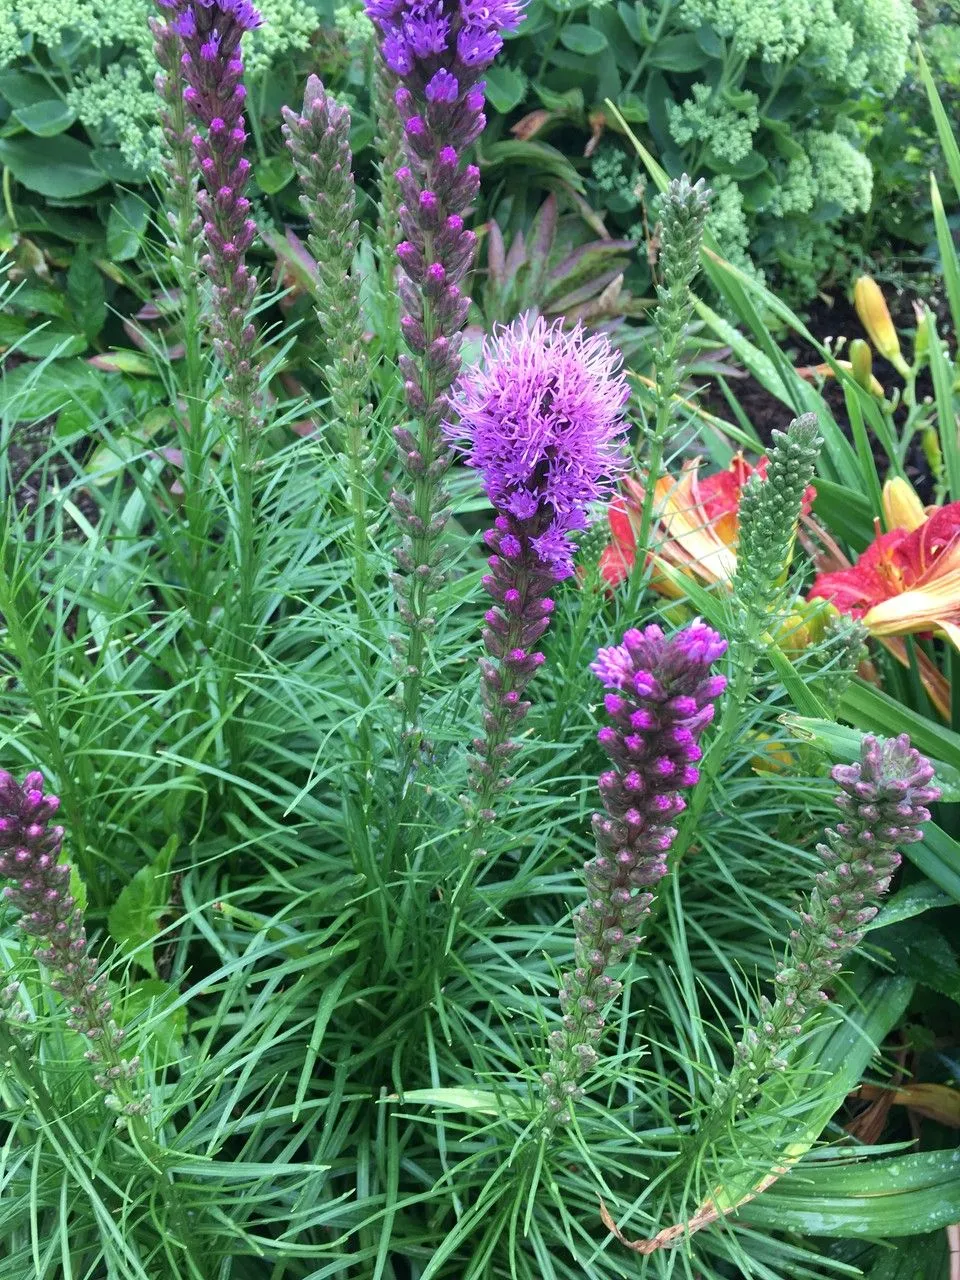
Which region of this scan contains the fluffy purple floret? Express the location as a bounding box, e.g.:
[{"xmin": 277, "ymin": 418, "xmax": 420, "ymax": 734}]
[
  {"xmin": 448, "ymin": 315, "xmax": 629, "ymax": 575},
  {"xmin": 367, "ymin": 0, "xmax": 525, "ymax": 79},
  {"xmin": 159, "ymin": 0, "xmax": 262, "ymax": 31}
]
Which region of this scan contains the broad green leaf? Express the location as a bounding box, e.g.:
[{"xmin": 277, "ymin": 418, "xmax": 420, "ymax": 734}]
[
  {"xmin": 67, "ymin": 247, "xmax": 106, "ymax": 342},
  {"xmin": 0, "ymin": 356, "xmax": 106, "ymax": 422},
  {"xmin": 12, "ymin": 101, "xmax": 77, "ymax": 137},
  {"xmin": 484, "ymin": 63, "xmax": 526, "ymax": 114},
  {"xmin": 0, "ymin": 71, "xmax": 52, "ymax": 109},
  {"xmin": 840, "ymin": 679, "xmax": 960, "ymax": 775},
  {"xmin": 254, "ymin": 153, "xmax": 294, "ymax": 195},
  {"xmin": 869, "ymin": 881, "xmax": 953, "ymax": 931},
  {"xmin": 911, "ymin": 822, "xmax": 960, "ymax": 904},
  {"xmin": 120, "ymin": 978, "xmax": 186, "ymax": 1063},
  {"xmin": 559, "ymin": 23, "xmax": 607, "ymax": 54},
  {"xmin": 646, "ymin": 33, "xmax": 704, "ymax": 71},
  {"xmin": 0, "ymin": 135, "xmax": 107, "ymax": 199},
  {"xmin": 106, "ymin": 193, "xmax": 150, "ymax": 262},
  {"xmin": 107, "ymin": 836, "xmax": 177, "ymax": 978},
  {"xmin": 869, "ymin": 920, "xmax": 960, "ymax": 1004},
  {"xmin": 742, "ymin": 1149, "xmax": 960, "ymax": 1237}
]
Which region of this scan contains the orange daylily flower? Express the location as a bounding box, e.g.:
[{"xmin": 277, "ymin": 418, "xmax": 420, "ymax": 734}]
[
  {"xmin": 809, "ymin": 481, "xmax": 960, "ymax": 714},
  {"xmin": 602, "ymin": 454, "xmax": 815, "ymax": 596}
]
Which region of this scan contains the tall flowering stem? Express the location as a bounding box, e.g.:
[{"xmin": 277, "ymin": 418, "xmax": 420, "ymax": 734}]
[
  {"xmin": 282, "ymin": 78, "xmax": 373, "ymax": 618},
  {"xmin": 448, "ymin": 316, "xmax": 628, "ymax": 824},
  {"xmin": 156, "ymin": 0, "xmax": 262, "ymax": 412},
  {"xmin": 155, "ymin": 0, "xmax": 263, "ymax": 739},
  {"xmin": 0, "ymin": 771, "xmax": 148, "ymax": 1120},
  {"xmin": 722, "ymin": 733, "xmax": 938, "ymax": 1111},
  {"xmin": 364, "ymin": 0, "xmax": 527, "ymax": 736},
  {"xmin": 630, "ymin": 177, "xmax": 710, "ymax": 593},
  {"xmin": 541, "ymin": 621, "xmax": 727, "ymax": 1126},
  {"xmin": 151, "ymin": 14, "xmax": 211, "ymax": 626}
]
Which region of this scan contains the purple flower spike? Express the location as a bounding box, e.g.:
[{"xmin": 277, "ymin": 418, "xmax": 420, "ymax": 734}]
[
  {"xmin": 725, "ymin": 734, "xmax": 939, "ymax": 1107},
  {"xmin": 541, "ymin": 621, "xmax": 727, "ymax": 1125},
  {"xmin": 366, "ymin": 0, "xmax": 528, "ymax": 732},
  {"xmin": 451, "ymin": 316, "xmax": 629, "ymax": 579},
  {"xmin": 0, "ymin": 771, "xmax": 148, "ymax": 1117},
  {"xmin": 452, "ymin": 317, "xmax": 628, "ymax": 821},
  {"xmin": 154, "ymin": 0, "xmax": 262, "ymax": 409}
]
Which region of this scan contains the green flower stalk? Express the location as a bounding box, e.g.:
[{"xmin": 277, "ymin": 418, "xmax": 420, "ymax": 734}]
[
  {"xmin": 716, "ymin": 733, "xmax": 938, "ymax": 1112},
  {"xmin": 632, "ymin": 176, "xmax": 711, "ymax": 565},
  {"xmin": 734, "ymin": 413, "xmax": 822, "ymax": 632},
  {"xmin": 282, "ymin": 77, "xmax": 373, "ymax": 615},
  {"xmin": 373, "ymin": 53, "xmax": 404, "ymax": 294},
  {"xmin": 669, "ymin": 415, "xmax": 823, "ymax": 877}
]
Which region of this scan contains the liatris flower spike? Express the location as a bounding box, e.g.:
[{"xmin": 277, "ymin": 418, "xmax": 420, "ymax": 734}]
[
  {"xmin": 155, "ymin": 0, "xmax": 262, "ymax": 410},
  {"xmin": 365, "ymin": 0, "xmax": 527, "ymax": 729},
  {"xmin": 541, "ymin": 621, "xmax": 728, "ymax": 1125},
  {"xmin": 723, "ymin": 733, "xmax": 938, "ymax": 1110},
  {"xmin": 0, "ymin": 771, "xmax": 148, "ymax": 1117},
  {"xmin": 449, "ymin": 315, "xmax": 629, "ymax": 820}
]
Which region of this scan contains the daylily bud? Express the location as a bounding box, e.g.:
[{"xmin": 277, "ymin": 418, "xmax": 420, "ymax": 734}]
[
  {"xmin": 922, "ymin": 425, "xmax": 944, "ymax": 484},
  {"xmin": 849, "ymin": 339, "xmax": 874, "ymax": 394},
  {"xmin": 853, "ymin": 276, "xmax": 909, "ymax": 377},
  {"xmin": 881, "ymin": 476, "xmax": 926, "ymax": 533},
  {"xmin": 912, "ymin": 301, "xmax": 929, "ymax": 363}
]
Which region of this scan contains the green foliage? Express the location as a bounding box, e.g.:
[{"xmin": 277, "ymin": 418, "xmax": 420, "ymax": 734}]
[
  {"xmin": 488, "ymin": 0, "xmax": 917, "ymax": 297},
  {"xmin": 0, "ymin": 13, "xmax": 958, "ymax": 1280}
]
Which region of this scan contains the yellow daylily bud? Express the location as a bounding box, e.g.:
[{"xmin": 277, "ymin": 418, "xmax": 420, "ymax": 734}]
[
  {"xmin": 849, "ymin": 338, "xmax": 874, "ymax": 393},
  {"xmin": 853, "ymin": 276, "xmax": 909, "ymax": 376},
  {"xmin": 882, "ymin": 476, "xmax": 926, "ymax": 532}
]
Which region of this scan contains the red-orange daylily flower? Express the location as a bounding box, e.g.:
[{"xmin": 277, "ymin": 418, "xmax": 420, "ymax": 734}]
[
  {"xmin": 809, "ymin": 493, "xmax": 960, "ymax": 653},
  {"xmin": 601, "ymin": 453, "xmax": 814, "ymax": 594}
]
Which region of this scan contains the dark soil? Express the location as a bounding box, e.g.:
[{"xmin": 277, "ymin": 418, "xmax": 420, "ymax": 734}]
[{"xmin": 696, "ymin": 284, "xmax": 954, "ymax": 502}]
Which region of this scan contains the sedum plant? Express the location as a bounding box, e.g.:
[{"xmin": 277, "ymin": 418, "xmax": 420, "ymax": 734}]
[{"xmin": 488, "ymin": 0, "xmax": 917, "ymax": 297}]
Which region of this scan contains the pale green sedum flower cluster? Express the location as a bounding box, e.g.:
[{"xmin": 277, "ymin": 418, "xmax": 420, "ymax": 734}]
[
  {"xmin": 668, "ymin": 84, "xmax": 760, "ymax": 165},
  {"xmin": 3, "ymin": 0, "xmax": 325, "ymax": 171},
  {"xmin": 678, "ymin": 0, "xmax": 917, "ymax": 93}
]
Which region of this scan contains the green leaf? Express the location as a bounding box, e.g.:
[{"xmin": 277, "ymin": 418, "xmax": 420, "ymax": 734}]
[
  {"xmin": 839, "ymin": 679, "xmax": 960, "ymax": 775},
  {"xmin": 12, "ymin": 101, "xmax": 77, "ymax": 137},
  {"xmin": 254, "ymin": 153, "xmax": 294, "ymax": 195},
  {"xmin": 911, "ymin": 822, "xmax": 960, "ymax": 904},
  {"xmin": 484, "ymin": 63, "xmax": 526, "ymax": 114},
  {"xmin": 559, "ymin": 23, "xmax": 608, "ymax": 55},
  {"xmin": 868, "ymin": 920, "xmax": 960, "ymax": 1004},
  {"xmin": 0, "ymin": 135, "xmax": 107, "ymax": 199},
  {"xmin": 869, "ymin": 881, "xmax": 953, "ymax": 932},
  {"xmin": 107, "ymin": 835, "xmax": 177, "ymax": 979},
  {"xmin": 742, "ymin": 1149, "xmax": 960, "ymax": 1237},
  {"xmin": 106, "ymin": 193, "xmax": 150, "ymax": 262},
  {"xmin": 781, "ymin": 714, "xmax": 960, "ymax": 802},
  {"xmin": 647, "ymin": 34, "xmax": 705, "ymax": 71},
  {"xmin": 385, "ymin": 1087, "xmax": 523, "ymax": 1117},
  {"xmin": 120, "ymin": 979, "xmax": 186, "ymax": 1064},
  {"xmin": 90, "ymin": 147, "xmax": 144, "ymax": 183},
  {"xmin": 67, "ymin": 247, "xmax": 106, "ymax": 342},
  {"xmin": 0, "ymin": 71, "xmax": 52, "ymax": 110},
  {"xmin": 0, "ymin": 356, "xmax": 106, "ymax": 423}
]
